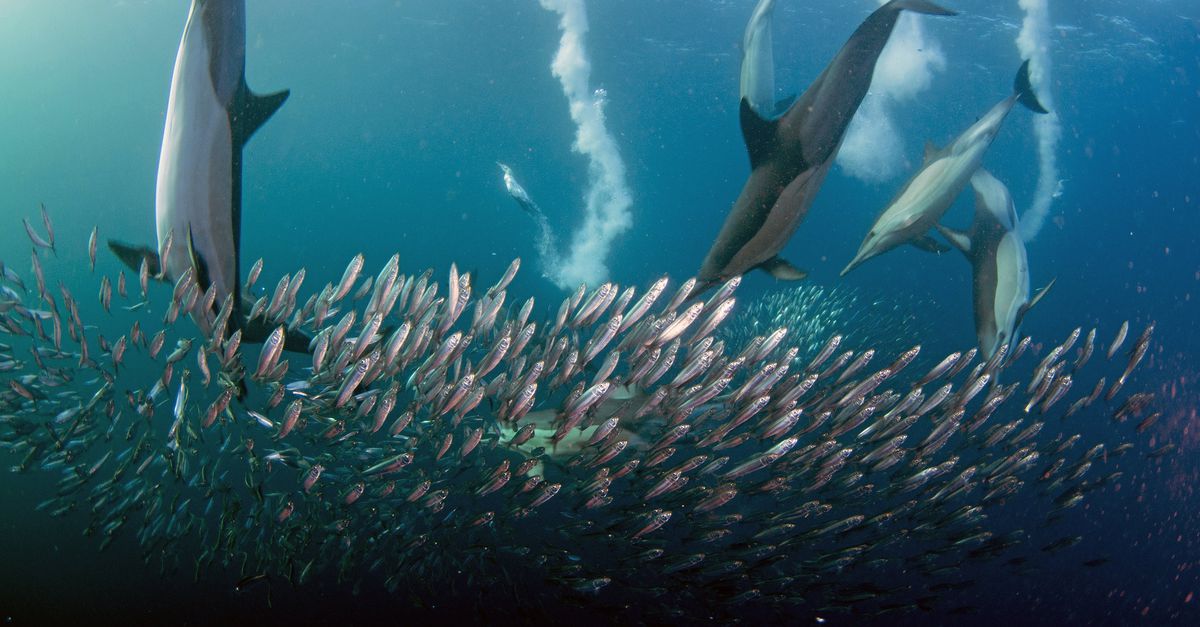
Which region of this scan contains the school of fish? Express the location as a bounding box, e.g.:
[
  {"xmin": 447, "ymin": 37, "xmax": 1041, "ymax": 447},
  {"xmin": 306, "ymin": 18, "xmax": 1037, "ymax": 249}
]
[{"xmin": 0, "ymin": 208, "xmax": 1167, "ymax": 620}]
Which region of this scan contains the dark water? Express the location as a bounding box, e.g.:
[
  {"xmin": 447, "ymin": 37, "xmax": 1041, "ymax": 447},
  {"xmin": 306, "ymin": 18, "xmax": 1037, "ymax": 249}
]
[{"xmin": 0, "ymin": 0, "xmax": 1197, "ymax": 624}]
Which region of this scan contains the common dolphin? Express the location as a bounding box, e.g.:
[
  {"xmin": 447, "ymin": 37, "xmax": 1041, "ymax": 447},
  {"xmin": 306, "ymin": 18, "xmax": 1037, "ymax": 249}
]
[
  {"xmin": 840, "ymin": 61, "xmax": 1048, "ymax": 277},
  {"xmin": 497, "ymin": 162, "xmax": 559, "ymax": 274},
  {"xmin": 936, "ymin": 170, "xmax": 1052, "ymax": 359},
  {"xmin": 697, "ymin": 0, "xmax": 956, "ymax": 289},
  {"xmin": 108, "ymin": 0, "xmax": 300, "ymax": 349},
  {"xmin": 498, "ymin": 162, "xmax": 541, "ymax": 218}
]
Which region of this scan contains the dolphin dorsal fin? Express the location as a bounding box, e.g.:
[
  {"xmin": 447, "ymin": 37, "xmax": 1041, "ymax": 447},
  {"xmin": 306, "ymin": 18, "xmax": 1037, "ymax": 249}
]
[
  {"xmin": 740, "ymin": 98, "xmax": 781, "ymax": 170},
  {"xmin": 234, "ymin": 84, "xmax": 290, "ymax": 146},
  {"xmin": 923, "ymin": 141, "xmax": 941, "ymax": 165},
  {"xmin": 934, "ymin": 224, "xmax": 971, "ymax": 255}
]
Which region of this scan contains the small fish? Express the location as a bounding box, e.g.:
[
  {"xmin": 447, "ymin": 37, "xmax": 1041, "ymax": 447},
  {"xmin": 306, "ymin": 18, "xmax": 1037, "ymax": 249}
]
[
  {"xmin": 23, "ymin": 216, "xmax": 54, "ymax": 255},
  {"xmin": 1107, "ymin": 321, "xmax": 1129, "ymax": 360},
  {"xmin": 87, "ymin": 227, "xmax": 98, "ymax": 271}
]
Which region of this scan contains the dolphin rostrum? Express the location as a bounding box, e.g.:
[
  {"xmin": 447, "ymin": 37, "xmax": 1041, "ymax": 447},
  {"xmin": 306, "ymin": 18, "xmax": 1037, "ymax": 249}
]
[
  {"xmin": 698, "ymin": 0, "xmax": 956, "ymax": 289},
  {"xmin": 108, "ymin": 0, "xmax": 300, "ymax": 349},
  {"xmin": 936, "ymin": 169, "xmax": 1053, "ymax": 359},
  {"xmin": 840, "ymin": 61, "xmax": 1049, "ymax": 277}
]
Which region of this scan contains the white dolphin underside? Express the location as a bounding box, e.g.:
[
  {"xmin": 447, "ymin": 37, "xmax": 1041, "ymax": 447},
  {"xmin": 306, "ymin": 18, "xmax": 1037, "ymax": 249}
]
[
  {"xmin": 155, "ymin": 1, "xmax": 237, "ymax": 306},
  {"xmin": 988, "ymin": 230, "xmax": 1030, "ymax": 353}
]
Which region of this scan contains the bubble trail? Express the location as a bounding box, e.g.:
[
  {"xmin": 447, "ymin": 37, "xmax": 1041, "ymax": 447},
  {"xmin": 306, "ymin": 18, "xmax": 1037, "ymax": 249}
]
[
  {"xmin": 1015, "ymin": 0, "xmax": 1062, "ymax": 241},
  {"xmin": 537, "ymin": 0, "xmax": 633, "ymax": 290}
]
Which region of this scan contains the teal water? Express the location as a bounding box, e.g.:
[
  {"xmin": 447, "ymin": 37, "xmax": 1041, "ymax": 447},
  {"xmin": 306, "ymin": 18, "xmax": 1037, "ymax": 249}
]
[{"xmin": 1, "ymin": 1, "xmax": 1197, "ymax": 624}]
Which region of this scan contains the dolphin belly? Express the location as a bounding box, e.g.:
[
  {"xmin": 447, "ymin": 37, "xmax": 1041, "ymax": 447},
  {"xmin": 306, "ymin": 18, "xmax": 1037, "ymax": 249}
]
[
  {"xmin": 722, "ymin": 163, "xmax": 829, "ymax": 276},
  {"xmin": 155, "ymin": 1, "xmax": 237, "ymax": 304},
  {"xmin": 991, "ymin": 231, "xmax": 1030, "ymax": 345},
  {"xmin": 740, "ymin": 0, "xmax": 778, "ymax": 118}
]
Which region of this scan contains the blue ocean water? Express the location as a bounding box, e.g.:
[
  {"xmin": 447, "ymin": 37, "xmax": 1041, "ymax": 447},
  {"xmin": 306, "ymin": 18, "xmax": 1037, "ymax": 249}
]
[{"xmin": 0, "ymin": 0, "xmax": 1197, "ymax": 624}]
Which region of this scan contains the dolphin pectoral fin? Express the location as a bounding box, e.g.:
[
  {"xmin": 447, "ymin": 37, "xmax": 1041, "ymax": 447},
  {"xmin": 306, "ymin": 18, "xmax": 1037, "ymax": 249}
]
[
  {"xmin": 234, "ymin": 85, "xmax": 290, "ymax": 145},
  {"xmin": 887, "ymin": 0, "xmax": 957, "ymax": 17},
  {"xmin": 739, "ymin": 98, "xmax": 783, "ymax": 170},
  {"xmin": 240, "ymin": 310, "xmax": 269, "ymax": 342},
  {"xmin": 758, "ymin": 256, "xmax": 808, "ymax": 281},
  {"xmin": 281, "ymin": 328, "xmax": 315, "ymax": 354},
  {"xmin": 934, "ymin": 225, "xmax": 972, "ymax": 255},
  {"xmin": 1015, "ymin": 277, "xmax": 1056, "ymax": 329},
  {"xmin": 184, "ymin": 225, "xmax": 212, "ymax": 293},
  {"xmin": 910, "ymin": 234, "xmax": 951, "ymax": 254},
  {"xmin": 1026, "ymin": 278, "xmax": 1056, "ymax": 311},
  {"xmin": 107, "ymin": 240, "xmax": 163, "ymax": 278},
  {"xmin": 242, "ymin": 315, "xmax": 314, "ymax": 355}
]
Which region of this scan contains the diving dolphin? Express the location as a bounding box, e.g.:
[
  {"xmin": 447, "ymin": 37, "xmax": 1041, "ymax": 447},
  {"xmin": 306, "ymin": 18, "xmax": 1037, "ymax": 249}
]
[
  {"xmin": 698, "ymin": 0, "xmax": 956, "ymax": 289},
  {"xmin": 108, "ymin": 0, "xmax": 301, "ymax": 349},
  {"xmin": 840, "ymin": 61, "xmax": 1048, "ymax": 277},
  {"xmin": 497, "ymin": 162, "xmax": 559, "ymax": 272},
  {"xmin": 936, "ymin": 170, "xmax": 1052, "ymax": 359},
  {"xmin": 498, "ymin": 162, "xmax": 541, "ymax": 218}
]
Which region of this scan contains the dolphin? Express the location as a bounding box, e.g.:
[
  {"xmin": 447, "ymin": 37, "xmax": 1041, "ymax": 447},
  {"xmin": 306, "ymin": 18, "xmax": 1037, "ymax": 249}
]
[
  {"xmin": 697, "ymin": 0, "xmax": 956, "ymax": 289},
  {"xmin": 107, "ymin": 0, "xmax": 302, "ymax": 350},
  {"xmin": 840, "ymin": 61, "xmax": 1049, "ymax": 277},
  {"xmin": 936, "ymin": 170, "xmax": 1053, "ymax": 359},
  {"xmin": 498, "ymin": 162, "xmax": 541, "ymax": 218}
]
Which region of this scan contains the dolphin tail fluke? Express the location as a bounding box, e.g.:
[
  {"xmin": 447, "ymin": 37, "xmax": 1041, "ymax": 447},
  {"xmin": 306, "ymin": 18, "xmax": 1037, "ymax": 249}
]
[
  {"xmin": 235, "ymin": 86, "xmax": 290, "ymax": 145},
  {"xmin": 1014, "ymin": 60, "xmax": 1049, "ymax": 114},
  {"xmin": 107, "ymin": 240, "xmax": 162, "ymax": 277},
  {"xmin": 935, "ymin": 224, "xmax": 972, "ymax": 255},
  {"xmin": 886, "ymin": 0, "xmax": 958, "ymax": 17},
  {"xmin": 1015, "ymin": 277, "xmax": 1056, "ymax": 329},
  {"xmin": 759, "ymin": 256, "xmax": 808, "ymax": 281}
]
